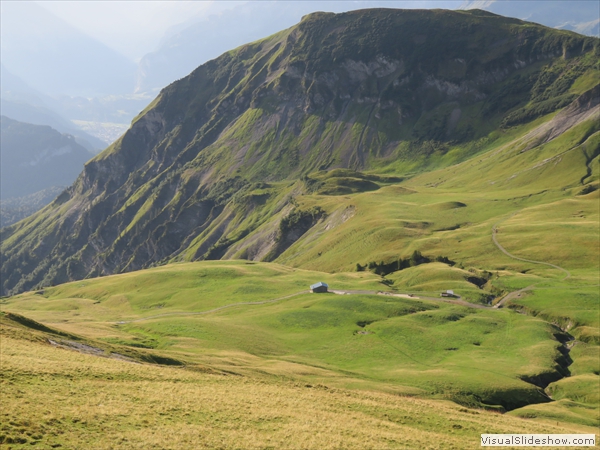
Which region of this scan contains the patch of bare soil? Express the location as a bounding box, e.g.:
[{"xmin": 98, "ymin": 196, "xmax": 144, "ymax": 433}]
[
  {"xmin": 48, "ymin": 339, "xmax": 105, "ymax": 356},
  {"xmin": 47, "ymin": 339, "xmax": 138, "ymax": 363}
]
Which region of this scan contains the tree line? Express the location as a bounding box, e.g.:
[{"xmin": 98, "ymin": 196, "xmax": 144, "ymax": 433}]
[{"xmin": 356, "ymin": 250, "xmax": 455, "ymax": 276}]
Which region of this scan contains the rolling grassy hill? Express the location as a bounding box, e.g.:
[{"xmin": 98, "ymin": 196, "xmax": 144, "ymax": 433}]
[{"xmin": 2, "ymin": 255, "xmax": 598, "ymax": 429}]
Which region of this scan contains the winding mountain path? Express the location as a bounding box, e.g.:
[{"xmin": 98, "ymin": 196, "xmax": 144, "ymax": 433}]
[
  {"xmin": 491, "ymin": 214, "xmax": 571, "ymax": 308},
  {"xmin": 332, "ymin": 290, "xmax": 490, "ymax": 309}
]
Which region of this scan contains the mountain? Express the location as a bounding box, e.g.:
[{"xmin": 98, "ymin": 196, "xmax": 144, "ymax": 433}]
[
  {"xmin": 461, "ymin": 1, "xmax": 600, "ymax": 37},
  {"xmin": 135, "ymin": 0, "xmax": 598, "ymax": 94},
  {"xmin": 1, "ymin": 65, "xmax": 108, "ymax": 151},
  {"xmin": 0, "ymin": 116, "xmax": 94, "ymax": 200},
  {"xmin": 1, "ymin": 8, "xmax": 598, "ymax": 295},
  {"xmin": 0, "ymin": 99, "xmax": 107, "ymax": 152},
  {"xmin": 0, "ymin": 1, "xmax": 136, "ymax": 97},
  {"xmin": 0, "ymin": 186, "xmax": 66, "ymax": 228},
  {"xmin": 134, "ymin": 1, "xmax": 462, "ymax": 93}
]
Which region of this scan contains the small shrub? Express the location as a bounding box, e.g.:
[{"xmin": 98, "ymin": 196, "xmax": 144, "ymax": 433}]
[
  {"xmin": 578, "ymin": 185, "xmax": 597, "ymax": 195},
  {"xmin": 278, "ymin": 207, "xmax": 325, "ymax": 237},
  {"xmin": 435, "ymin": 255, "xmax": 456, "ymax": 266}
]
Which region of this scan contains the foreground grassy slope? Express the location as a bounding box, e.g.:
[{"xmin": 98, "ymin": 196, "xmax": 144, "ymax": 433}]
[
  {"xmin": 4, "ymin": 313, "xmax": 597, "ymax": 449},
  {"xmin": 5, "ymin": 262, "xmax": 384, "ymax": 323},
  {"xmin": 3, "ymin": 260, "xmax": 597, "ymax": 426}
]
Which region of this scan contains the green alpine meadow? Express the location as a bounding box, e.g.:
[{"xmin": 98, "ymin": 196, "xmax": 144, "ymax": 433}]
[{"xmin": 1, "ymin": 8, "xmax": 598, "ymax": 449}]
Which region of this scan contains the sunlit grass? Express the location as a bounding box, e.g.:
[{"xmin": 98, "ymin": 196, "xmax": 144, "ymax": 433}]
[
  {"xmin": 2, "ymin": 317, "xmax": 597, "ymax": 449},
  {"xmin": 3, "ymin": 262, "xmax": 592, "ymax": 416}
]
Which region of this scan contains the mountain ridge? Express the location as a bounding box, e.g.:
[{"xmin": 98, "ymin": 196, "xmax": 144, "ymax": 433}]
[{"xmin": 1, "ymin": 8, "xmax": 598, "ymax": 295}]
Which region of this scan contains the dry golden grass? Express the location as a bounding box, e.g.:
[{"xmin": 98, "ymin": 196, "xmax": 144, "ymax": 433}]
[{"xmin": 1, "ymin": 319, "xmax": 597, "ymax": 449}]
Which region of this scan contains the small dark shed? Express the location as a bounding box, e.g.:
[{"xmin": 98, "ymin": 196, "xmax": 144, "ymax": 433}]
[{"xmin": 310, "ymin": 282, "xmax": 328, "ymax": 293}]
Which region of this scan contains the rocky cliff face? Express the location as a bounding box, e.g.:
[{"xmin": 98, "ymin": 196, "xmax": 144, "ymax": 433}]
[{"xmin": 1, "ymin": 8, "xmax": 598, "ymax": 295}]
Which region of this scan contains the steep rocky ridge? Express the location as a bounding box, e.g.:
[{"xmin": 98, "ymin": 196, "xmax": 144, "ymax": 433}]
[{"xmin": 1, "ymin": 8, "xmax": 598, "ymax": 295}]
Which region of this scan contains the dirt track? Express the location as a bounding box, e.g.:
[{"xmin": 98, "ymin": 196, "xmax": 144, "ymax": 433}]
[
  {"xmin": 116, "ymin": 286, "xmax": 491, "ymax": 325},
  {"xmin": 491, "ymin": 215, "xmax": 570, "ymax": 308}
]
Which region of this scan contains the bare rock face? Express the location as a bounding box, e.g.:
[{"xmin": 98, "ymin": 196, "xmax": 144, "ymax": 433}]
[
  {"xmin": 520, "ymin": 84, "xmax": 600, "ymax": 150},
  {"xmin": 1, "ymin": 8, "xmax": 598, "ymax": 295}
]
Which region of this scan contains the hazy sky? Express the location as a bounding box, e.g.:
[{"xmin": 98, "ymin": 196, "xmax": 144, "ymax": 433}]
[
  {"xmin": 36, "ymin": 1, "xmax": 227, "ymax": 60},
  {"xmin": 36, "ymin": 1, "xmax": 463, "ymax": 61}
]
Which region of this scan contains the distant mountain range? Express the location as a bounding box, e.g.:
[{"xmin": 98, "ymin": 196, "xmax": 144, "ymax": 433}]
[
  {"xmin": 0, "ymin": 116, "xmax": 93, "ymax": 200},
  {"xmin": 1, "ymin": 65, "xmax": 107, "ymax": 151},
  {"xmin": 1, "ymin": 8, "xmax": 597, "ymax": 295},
  {"xmin": 461, "ymin": 1, "xmax": 599, "ymax": 36},
  {"xmin": 0, "ymin": 186, "xmax": 66, "ymax": 228},
  {"xmin": 0, "ymin": 2, "xmax": 144, "ymax": 151}
]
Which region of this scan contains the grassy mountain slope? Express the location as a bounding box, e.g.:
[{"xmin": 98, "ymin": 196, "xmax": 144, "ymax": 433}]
[
  {"xmin": 1, "ymin": 8, "xmax": 598, "ymax": 296},
  {"xmin": 2, "ymin": 259, "xmax": 598, "ymax": 428},
  {"xmin": 274, "ymin": 86, "xmax": 599, "ymax": 276},
  {"xmin": 4, "ymin": 309, "xmax": 596, "ymax": 449},
  {"xmin": 0, "ymin": 186, "xmax": 66, "ymax": 228}
]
